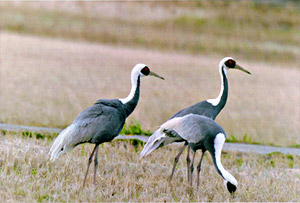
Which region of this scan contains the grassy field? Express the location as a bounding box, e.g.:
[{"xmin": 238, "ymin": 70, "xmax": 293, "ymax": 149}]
[
  {"xmin": 0, "ymin": 1, "xmax": 299, "ymax": 66},
  {"xmin": 0, "ymin": 2, "xmax": 300, "ymax": 201},
  {"xmin": 0, "ymin": 32, "xmax": 299, "ymax": 147},
  {"xmin": 0, "ymin": 133, "xmax": 299, "ymax": 202}
]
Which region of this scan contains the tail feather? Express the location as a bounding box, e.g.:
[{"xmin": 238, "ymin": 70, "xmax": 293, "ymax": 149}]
[
  {"xmin": 140, "ymin": 129, "xmax": 166, "ymax": 158},
  {"xmin": 49, "ymin": 124, "xmax": 76, "ymax": 161},
  {"xmin": 140, "ymin": 117, "xmax": 185, "ymax": 158}
]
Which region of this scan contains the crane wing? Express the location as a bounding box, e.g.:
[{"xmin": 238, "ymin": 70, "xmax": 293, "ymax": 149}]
[
  {"xmin": 49, "ymin": 99, "xmax": 125, "ymax": 161},
  {"xmin": 170, "ymin": 101, "xmax": 216, "ymax": 120},
  {"xmin": 161, "ymin": 114, "xmax": 208, "ymax": 144}
]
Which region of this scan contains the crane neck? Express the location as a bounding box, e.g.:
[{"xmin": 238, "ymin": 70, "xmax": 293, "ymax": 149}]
[
  {"xmin": 206, "ymin": 65, "xmax": 228, "ymax": 113},
  {"xmin": 119, "ymin": 73, "xmax": 141, "ymax": 117},
  {"xmin": 213, "ymin": 133, "xmax": 237, "ymax": 186}
]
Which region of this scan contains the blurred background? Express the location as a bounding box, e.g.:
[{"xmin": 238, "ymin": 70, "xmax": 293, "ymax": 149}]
[{"xmin": 0, "ymin": 1, "xmax": 299, "ymax": 146}]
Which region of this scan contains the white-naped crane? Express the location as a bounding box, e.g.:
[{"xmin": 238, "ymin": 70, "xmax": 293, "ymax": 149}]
[
  {"xmin": 49, "ymin": 63, "xmax": 164, "ymax": 187},
  {"xmin": 141, "ymin": 57, "xmax": 250, "ymax": 182},
  {"xmin": 140, "ymin": 113, "xmax": 238, "ymax": 194}
]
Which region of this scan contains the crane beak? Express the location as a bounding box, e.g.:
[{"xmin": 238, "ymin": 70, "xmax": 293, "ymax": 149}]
[
  {"xmin": 149, "ymin": 71, "xmax": 165, "ymax": 80},
  {"xmin": 236, "ymin": 64, "xmax": 251, "ymax": 75}
]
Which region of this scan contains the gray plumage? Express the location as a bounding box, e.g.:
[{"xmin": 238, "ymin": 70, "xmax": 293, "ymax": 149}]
[
  {"xmin": 171, "ymin": 99, "xmax": 223, "ymax": 120},
  {"xmin": 166, "ymin": 114, "xmax": 225, "ymax": 145},
  {"xmin": 140, "ymin": 114, "xmax": 237, "ymax": 194},
  {"xmin": 140, "ymin": 114, "xmax": 224, "ymax": 157},
  {"xmin": 49, "ymin": 63, "xmax": 164, "ymax": 186},
  {"xmin": 49, "ymin": 87, "xmax": 137, "ymax": 162},
  {"xmin": 72, "ymin": 99, "xmax": 127, "ymax": 144}
]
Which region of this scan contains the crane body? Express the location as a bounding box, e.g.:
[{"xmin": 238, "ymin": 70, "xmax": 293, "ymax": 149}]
[{"xmin": 141, "ymin": 114, "xmax": 238, "ymax": 194}]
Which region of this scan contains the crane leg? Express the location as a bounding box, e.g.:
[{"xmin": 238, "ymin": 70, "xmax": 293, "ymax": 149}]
[
  {"xmin": 169, "ymin": 143, "xmax": 187, "ymax": 182},
  {"xmin": 83, "ymin": 144, "xmax": 98, "ymax": 187},
  {"xmin": 93, "ymin": 144, "xmax": 99, "ymax": 185},
  {"xmin": 196, "ymin": 151, "xmax": 205, "ymax": 187},
  {"xmin": 186, "ymin": 146, "xmax": 191, "ymax": 182},
  {"xmin": 189, "ymin": 151, "xmax": 196, "ymax": 187}
]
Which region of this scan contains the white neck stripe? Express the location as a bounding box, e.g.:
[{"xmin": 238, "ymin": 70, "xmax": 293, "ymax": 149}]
[
  {"xmin": 119, "ymin": 70, "xmax": 139, "ymax": 104},
  {"xmin": 214, "ymin": 133, "xmax": 237, "ymax": 186},
  {"xmin": 207, "ymin": 65, "xmax": 227, "ymax": 106}
]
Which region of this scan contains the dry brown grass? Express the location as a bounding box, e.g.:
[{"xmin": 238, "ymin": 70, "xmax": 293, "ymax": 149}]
[
  {"xmin": 0, "ymin": 134, "xmax": 300, "ymax": 202},
  {"xmin": 0, "ymin": 1, "xmax": 299, "ymax": 66},
  {"xmin": 0, "ymin": 32, "xmax": 299, "ymax": 147}
]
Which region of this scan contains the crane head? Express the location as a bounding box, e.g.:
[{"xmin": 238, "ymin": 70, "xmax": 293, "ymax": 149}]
[
  {"xmin": 133, "ymin": 63, "xmax": 165, "ymax": 80},
  {"xmin": 221, "ymin": 57, "xmax": 251, "ymax": 75},
  {"xmin": 225, "ymin": 180, "xmax": 237, "ymax": 194}
]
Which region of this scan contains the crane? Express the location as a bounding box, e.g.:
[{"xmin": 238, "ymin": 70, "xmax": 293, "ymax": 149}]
[
  {"xmin": 140, "ymin": 113, "xmax": 238, "ymax": 194},
  {"xmin": 49, "ymin": 63, "xmax": 164, "ymax": 187},
  {"xmin": 141, "ymin": 57, "xmax": 250, "ymax": 182}
]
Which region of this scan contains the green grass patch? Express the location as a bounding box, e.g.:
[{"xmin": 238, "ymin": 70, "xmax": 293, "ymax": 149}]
[
  {"xmin": 21, "ymin": 131, "xmax": 49, "ymax": 140},
  {"xmin": 265, "ymin": 152, "xmax": 296, "ymax": 168},
  {"xmin": 226, "ymin": 134, "xmax": 261, "ymax": 145},
  {"xmin": 120, "ymin": 119, "xmax": 152, "ymax": 136},
  {"xmin": 289, "ymin": 144, "xmax": 300, "ymax": 148}
]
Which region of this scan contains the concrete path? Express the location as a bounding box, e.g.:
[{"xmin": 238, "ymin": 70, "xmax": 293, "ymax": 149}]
[
  {"xmin": 0, "ymin": 123, "xmax": 62, "ymax": 134},
  {"xmin": 1, "ymin": 123, "xmax": 300, "ymax": 156}
]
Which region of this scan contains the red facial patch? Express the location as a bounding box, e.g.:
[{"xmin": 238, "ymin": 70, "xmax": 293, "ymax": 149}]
[
  {"xmin": 141, "ymin": 66, "xmax": 150, "ymax": 75},
  {"xmin": 225, "ymin": 59, "xmax": 236, "ymax": 68}
]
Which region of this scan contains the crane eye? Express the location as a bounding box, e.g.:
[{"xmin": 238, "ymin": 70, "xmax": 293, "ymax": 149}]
[
  {"xmin": 225, "ymin": 59, "xmax": 236, "ymax": 68},
  {"xmin": 141, "ymin": 66, "xmax": 150, "ymax": 76}
]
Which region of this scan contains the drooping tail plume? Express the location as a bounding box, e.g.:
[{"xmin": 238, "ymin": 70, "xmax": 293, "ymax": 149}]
[
  {"xmin": 140, "ymin": 128, "xmax": 166, "ymax": 158},
  {"xmin": 140, "ymin": 117, "xmax": 183, "ymax": 158},
  {"xmin": 49, "ymin": 124, "xmax": 76, "ymax": 161}
]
